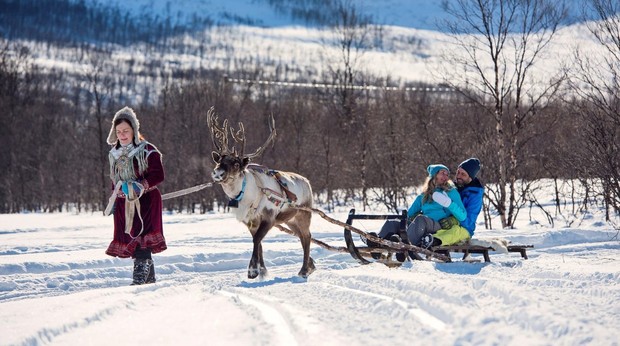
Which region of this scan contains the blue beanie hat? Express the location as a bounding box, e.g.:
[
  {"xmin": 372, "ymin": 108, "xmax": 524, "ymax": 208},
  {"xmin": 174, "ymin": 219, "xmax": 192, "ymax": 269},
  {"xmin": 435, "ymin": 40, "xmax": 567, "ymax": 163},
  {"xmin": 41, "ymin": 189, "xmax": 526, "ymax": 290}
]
[
  {"xmin": 459, "ymin": 158, "xmax": 481, "ymax": 179},
  {"xmin": 427, "ymin": 164, "xmax": 449, "ymax": 178}
]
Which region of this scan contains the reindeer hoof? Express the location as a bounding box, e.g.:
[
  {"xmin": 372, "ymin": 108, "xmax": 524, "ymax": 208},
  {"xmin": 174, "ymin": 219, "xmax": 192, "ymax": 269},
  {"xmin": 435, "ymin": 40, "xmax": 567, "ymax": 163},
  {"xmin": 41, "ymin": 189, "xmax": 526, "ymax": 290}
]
[
  {"xmin": 297, "ymin": 268, "xmax": 314, "ymax": 278},
  {"xmin": 298, "ymin": 258, "xmax": 316, "ymax": 278},
  {"xmin": 248, "ymin": 268, "xmax": 260, "ymax": 279}
]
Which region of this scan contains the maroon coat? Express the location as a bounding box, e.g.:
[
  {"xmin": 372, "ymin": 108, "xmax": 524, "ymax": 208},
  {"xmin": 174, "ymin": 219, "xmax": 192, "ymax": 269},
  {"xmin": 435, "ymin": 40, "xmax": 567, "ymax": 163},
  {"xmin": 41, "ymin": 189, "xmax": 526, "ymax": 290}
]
[{"xmin": 106, "ymin": 144, "xmax": 166, "ymax": 258}]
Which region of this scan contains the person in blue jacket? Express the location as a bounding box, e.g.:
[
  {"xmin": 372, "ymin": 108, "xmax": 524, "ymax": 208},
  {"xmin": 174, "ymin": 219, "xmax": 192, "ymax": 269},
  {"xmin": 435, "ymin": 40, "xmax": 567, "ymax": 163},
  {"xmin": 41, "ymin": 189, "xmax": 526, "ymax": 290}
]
[
  {"xmin": 432, "ymin": 158, "xmax": 485, "ymax": 246},
  {"xmin": 376, "ymin": 164, "xmax": 466, "ymax": 248}
]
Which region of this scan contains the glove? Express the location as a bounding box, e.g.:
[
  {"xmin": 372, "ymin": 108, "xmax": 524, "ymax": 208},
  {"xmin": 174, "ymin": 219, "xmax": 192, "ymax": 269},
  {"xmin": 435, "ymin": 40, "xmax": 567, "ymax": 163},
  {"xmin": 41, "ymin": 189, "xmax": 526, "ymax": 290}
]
[
  {"xmin": 439, "ymin": 216, "xmax": 458, "ymax": 229},
  {"xmin": 432, "ymin": 191, "xmax": 451, "ymax": 208},
  {"xmin": 121, "ymin": 181, "xmax": 144, "ymax": 198}
]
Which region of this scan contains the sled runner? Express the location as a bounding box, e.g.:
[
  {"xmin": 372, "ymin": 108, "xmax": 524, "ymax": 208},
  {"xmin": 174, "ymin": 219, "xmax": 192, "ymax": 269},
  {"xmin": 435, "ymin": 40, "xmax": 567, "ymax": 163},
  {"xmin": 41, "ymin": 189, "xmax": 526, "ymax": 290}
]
[
  {"xmin": 343, "ymin": 209, "xmax": 427, "ymax": 265},
  {"xmin": 430, "ymin": 244, "xmax": 533, "ymax": 262},
  {"xmin": 343, "ymin": 209, "xmax": 408, "ymax": 266}
]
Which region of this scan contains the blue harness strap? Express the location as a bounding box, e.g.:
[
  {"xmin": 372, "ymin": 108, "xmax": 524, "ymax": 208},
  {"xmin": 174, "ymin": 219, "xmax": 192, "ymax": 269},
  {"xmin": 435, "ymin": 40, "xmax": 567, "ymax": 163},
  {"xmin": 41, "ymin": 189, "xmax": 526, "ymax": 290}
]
[{"xmin": 228, "ymin": 174, "xmax": 247, "ymax": 208}]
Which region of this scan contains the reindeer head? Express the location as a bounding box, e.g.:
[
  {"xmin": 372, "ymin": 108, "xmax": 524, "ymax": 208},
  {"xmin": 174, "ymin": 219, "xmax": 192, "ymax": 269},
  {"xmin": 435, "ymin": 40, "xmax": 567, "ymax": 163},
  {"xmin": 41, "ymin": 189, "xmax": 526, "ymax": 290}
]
[{"xmin": 207, "ymin": 107, "xmax": 276, "ymax": 183}]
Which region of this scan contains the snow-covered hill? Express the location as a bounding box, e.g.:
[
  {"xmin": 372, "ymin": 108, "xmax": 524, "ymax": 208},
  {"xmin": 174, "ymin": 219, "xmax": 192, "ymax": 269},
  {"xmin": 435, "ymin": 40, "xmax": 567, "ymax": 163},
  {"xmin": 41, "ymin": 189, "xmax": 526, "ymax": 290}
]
[
  {"xmin": 2, "ymin": 0, "xmax": 611, "ymax": 106},
  {"xmin": 96, "ymin": 0, "xmax": 590, "ymax": 30}
]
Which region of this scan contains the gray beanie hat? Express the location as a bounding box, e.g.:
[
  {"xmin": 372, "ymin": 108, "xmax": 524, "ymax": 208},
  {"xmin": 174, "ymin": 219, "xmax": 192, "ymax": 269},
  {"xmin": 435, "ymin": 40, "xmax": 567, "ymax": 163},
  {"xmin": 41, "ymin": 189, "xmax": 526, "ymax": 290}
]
[{"xmin": 106, "ymin": 107, "xmax": 142, "ymax": 145}]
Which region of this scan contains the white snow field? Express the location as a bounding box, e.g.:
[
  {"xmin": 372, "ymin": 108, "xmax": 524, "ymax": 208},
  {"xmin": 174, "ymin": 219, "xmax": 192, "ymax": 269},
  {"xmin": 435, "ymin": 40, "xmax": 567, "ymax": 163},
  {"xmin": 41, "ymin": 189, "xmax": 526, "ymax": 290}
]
[{"xmin": 1, "ymin": 193, "xmax": 619, "ymax": 345}]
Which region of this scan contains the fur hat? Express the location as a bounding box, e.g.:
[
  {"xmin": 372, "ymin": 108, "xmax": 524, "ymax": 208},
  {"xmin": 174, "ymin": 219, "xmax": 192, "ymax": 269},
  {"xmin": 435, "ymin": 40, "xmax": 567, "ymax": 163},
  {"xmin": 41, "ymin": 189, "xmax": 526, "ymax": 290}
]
[
  {"xmin": 458, "ymin": 158, "xmax": 481, "ymax": 179},
  {"xmin": 106, "ymin": 107, "xmax": 142, "ymax": 145},
  {"xmin": 427, "ymin": 164, "xmax": 449, "ymax": 178}
]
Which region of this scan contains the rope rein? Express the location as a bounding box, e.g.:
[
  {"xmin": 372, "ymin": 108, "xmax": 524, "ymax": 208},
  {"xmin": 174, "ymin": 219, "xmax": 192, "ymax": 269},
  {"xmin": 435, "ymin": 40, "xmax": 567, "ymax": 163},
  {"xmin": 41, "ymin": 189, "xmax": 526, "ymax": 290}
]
[{"xmin": 120, "ymin": 168, "xmax": 445, "ymax": 261}]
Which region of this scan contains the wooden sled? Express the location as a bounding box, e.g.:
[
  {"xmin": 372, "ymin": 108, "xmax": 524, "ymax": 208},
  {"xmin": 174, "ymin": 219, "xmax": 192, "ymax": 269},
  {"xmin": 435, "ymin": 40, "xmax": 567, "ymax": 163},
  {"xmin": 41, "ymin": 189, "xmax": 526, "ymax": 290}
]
[{"xmin": 343, "ymin": 208, "xmax": 533, "ymax": 265}]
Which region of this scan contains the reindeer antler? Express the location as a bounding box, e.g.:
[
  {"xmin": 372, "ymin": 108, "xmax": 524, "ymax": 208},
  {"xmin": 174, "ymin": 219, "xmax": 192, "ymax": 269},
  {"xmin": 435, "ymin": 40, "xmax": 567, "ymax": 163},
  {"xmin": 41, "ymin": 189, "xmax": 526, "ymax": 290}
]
[
  {"xmin": 207, "ymin": 106, "xmax": 232, "ymax": 155},
  {"xmin": 230, "ymin": 122, "xmax": 246, "ymax": 157},
  {"xmin": 245, "ymin": 113, "xmax": 277, "ymax": 161},
  {"xmin": 207, "ymin": 107, "xmax": 276, "ymax": 160}
]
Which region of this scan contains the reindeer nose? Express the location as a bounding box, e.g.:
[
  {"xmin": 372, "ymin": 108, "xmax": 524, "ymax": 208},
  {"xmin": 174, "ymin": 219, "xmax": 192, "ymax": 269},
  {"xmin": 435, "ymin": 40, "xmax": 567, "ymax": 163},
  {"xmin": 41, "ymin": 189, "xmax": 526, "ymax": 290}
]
[{"xmin": 212, "ymin": 169, "xmax": 225, "ymax": 182}]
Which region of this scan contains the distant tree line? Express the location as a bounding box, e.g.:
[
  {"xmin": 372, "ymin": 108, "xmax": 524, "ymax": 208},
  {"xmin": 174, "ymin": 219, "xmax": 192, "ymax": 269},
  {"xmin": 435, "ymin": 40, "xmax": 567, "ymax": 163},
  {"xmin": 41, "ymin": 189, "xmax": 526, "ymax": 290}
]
[{"xmin": 0, "ymin": 0, "xmax": 617, "ymax": 230}]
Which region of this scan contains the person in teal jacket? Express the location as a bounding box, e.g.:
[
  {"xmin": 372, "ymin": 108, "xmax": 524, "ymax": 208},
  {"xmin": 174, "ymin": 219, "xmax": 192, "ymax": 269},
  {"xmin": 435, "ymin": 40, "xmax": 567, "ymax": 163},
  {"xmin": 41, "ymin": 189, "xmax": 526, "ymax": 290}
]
[
  {"xmin": 405, "ymin": 164, "xmax": 467, "ymax": 247},
  {"xmin": 376, "ymin": 164, "xmax": 466, "ymax": 248}
]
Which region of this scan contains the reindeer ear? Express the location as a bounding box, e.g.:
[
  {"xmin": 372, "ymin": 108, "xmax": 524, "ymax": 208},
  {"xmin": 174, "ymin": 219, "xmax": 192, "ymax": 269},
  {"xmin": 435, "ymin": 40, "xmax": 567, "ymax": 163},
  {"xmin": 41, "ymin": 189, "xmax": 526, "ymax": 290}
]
[
  {"xmin": 212, "ymin": 151, "xmax": 221, "ymax": 163},
  {"xmin": 241, "ymin": 157, "xmax": 250, "ymax": 168}
]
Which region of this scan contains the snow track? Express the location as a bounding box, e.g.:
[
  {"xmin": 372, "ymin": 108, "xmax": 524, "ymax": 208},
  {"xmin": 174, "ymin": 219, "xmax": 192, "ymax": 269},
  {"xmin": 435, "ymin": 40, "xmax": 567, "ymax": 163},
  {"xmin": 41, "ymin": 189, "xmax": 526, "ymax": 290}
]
[
  {"xmin": 1, "ymin": 212, "xmax": 619, "ymax": 345},
  {"xmin": 219, "ymin": 289, "xmax": 300, "ymax": 346}
]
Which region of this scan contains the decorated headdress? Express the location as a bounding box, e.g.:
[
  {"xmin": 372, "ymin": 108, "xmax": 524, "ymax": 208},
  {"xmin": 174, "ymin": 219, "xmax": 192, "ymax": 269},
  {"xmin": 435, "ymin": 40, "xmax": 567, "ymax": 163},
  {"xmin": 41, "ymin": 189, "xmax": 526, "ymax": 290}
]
[{"xmin": 106, "ymin": 107, "xmax": 142, "ymax": 145}]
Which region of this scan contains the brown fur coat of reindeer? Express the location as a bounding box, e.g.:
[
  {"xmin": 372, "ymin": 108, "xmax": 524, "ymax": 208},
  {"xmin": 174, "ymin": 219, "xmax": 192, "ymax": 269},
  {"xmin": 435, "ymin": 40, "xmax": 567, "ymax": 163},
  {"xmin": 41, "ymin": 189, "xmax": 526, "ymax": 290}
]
[{"xmin": 207, "ymin": 107, "xmax": 315, "ymax": 279}]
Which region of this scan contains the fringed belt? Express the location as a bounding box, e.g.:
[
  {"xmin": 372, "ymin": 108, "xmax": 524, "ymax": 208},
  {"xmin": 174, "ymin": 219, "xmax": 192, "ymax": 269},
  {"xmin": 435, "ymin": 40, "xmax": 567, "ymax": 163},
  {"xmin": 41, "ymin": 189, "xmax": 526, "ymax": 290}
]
[
  {"xmin": 116, "ymin": 185, "xmax": 157, "ymax": 199},
  {"xmin": 104, "ymin": 181, "xmax": 154, "ymax": 239}
]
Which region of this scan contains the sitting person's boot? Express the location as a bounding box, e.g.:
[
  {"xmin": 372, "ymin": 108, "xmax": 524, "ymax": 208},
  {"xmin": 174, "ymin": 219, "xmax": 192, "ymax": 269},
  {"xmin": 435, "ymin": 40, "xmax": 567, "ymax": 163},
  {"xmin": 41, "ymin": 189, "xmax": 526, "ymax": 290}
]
[
  {"xmin": 365, "ymin": 232, "xmax": 382, "ymax": 259},
  {"xmin": 390, "ymin": 234, "xmax": 407, "ymax": 262},
  {"xmin": 365, "ymin": 232, "xmax": 379, "ymax": 248},
  {"xmin": 421, "ymin": 234, "xmax": 442, "ymax": 249},
  {"xmin": 132, "ymin": 258, "xmax": 154, "ymax": 285}
]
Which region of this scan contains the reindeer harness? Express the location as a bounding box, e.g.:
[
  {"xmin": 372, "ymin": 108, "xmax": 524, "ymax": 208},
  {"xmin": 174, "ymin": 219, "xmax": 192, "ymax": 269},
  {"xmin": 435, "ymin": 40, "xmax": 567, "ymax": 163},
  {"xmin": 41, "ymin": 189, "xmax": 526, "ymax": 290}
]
[{"xmin": 228, "ymin": 164, "xmax": 298, "ymax": 211}]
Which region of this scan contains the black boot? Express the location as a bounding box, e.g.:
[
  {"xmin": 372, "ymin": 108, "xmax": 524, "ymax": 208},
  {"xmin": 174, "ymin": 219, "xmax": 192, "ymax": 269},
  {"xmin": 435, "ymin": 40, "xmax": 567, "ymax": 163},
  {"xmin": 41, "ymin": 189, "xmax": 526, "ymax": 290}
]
[
  {"xmin": 390, "ymin": 234, "xmax": 407, "ymax": 262},
  {"xmin": 132, "ymin": 247, "xmax": 155, "ymax": 285},
  {"xmin": 365, "ymin": 232, "xmax": 382, "ymax": 259},
  {"xmin": 365, "ymin": 232, "xmax": 379, "ymax": 248},
  {"xmin": 132, "ymin": 258, "xmax": 154, "ymax": 285},
  {"xmin": 146, "ymin": 260, "xmax": 156, "ymax": 284},
  {"xmin": 421, "ymin": 234, "xmax": 442, "ymax": 249}
]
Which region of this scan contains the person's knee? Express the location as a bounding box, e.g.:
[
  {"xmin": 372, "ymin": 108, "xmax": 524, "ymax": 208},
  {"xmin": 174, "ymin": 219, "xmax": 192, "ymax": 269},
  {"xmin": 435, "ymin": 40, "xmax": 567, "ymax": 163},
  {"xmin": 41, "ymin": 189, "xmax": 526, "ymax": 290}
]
[
  {"xmin": 406, "ymin": 225, "xmax": 423, "ymax": 245},
  {"xmin": 434, "ymin": 227, "xmax": 470, "ymax": 246},
  {"xmin": 378, "ymin": 220, "xmax": 400, "ymax": 239}
]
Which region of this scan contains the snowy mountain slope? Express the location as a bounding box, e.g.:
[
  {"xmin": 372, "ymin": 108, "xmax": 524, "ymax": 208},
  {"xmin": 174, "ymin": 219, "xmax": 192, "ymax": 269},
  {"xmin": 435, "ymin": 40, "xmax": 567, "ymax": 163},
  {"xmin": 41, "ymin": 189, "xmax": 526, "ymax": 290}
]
[
  {"xmin": 96, "ymin": 0, "xmax": 592, "ymax": 30},
  {"xmin": 2, "ymin": 0, "xmax": 612, "ymax": 106},
  {"xmin": 96, "ymin": 0, "xmax": 451, "ymax": 30}
]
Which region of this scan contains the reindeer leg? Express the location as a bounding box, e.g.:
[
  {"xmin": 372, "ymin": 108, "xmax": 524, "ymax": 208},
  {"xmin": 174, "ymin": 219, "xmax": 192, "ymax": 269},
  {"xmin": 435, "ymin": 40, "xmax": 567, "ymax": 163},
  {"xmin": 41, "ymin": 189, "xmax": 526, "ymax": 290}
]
[
  {"xmin": 258, "ymin": 243, "xmax": 267, "ymax": 277},
  {"xmin": 287, "ymin": 211, "xmax": 314, "ymax": 278},
  {"xmin": 248, "ymin": 221, "xmax": 271, "ymax": 279},
  {"xmin": 298, "ymin": 232, "xmax": 315, "ymax": 278}
]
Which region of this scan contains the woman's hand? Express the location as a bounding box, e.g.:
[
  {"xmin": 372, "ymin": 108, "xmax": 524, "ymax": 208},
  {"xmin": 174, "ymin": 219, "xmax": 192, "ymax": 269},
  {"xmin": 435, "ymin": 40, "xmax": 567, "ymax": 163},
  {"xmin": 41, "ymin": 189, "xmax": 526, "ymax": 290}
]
[
  {"xmin": 432, "ymin": 191, "xmax": 452, "ymax": 208},
  {"xmin": 122, "ymin": 181, "xmax": 145, "ymax": 198}
]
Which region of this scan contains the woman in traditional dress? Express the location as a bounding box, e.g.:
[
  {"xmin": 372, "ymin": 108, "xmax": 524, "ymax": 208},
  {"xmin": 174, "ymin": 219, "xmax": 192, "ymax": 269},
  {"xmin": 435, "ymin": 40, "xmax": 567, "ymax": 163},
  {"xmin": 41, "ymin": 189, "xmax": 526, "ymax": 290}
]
[{"xmin": 104, "ymin": 107, "xmax": 166, "ymax": 285}]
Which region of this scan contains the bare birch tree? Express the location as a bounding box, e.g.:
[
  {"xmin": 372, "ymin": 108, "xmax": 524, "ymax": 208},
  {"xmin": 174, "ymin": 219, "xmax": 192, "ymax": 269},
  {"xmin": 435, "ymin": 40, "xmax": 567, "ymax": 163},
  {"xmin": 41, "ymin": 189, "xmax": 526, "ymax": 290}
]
[
  {"xmin": 320, "ymin": 0, "xmax": 378, "ymax": 210},
  {"xmin": 568, "ymin": 0, "xmax": 620, "ymax": 218},
  {"xmin": 85, "ymin": 52, "xmax": 117, "ymax": 210},
  {"xmin": 438, "ymin": 0, "xmax": 568, "ymax": 228}
]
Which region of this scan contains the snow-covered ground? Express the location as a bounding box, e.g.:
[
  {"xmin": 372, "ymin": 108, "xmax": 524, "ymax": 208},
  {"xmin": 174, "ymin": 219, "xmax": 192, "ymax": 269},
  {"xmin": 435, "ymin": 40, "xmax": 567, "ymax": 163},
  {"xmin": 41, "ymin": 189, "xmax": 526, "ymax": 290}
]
[{"xmin": 1, "ymin": 192, "xmax": 619, "ymax": 345}]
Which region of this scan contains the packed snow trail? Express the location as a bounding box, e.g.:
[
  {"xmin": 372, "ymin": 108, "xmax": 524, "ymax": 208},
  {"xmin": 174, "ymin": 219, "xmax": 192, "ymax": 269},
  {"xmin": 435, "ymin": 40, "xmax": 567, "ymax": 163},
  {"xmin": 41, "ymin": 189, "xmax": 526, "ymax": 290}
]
[{"xmin": 1, "ymin": 212, "xmax": 619, "ymax": 345}]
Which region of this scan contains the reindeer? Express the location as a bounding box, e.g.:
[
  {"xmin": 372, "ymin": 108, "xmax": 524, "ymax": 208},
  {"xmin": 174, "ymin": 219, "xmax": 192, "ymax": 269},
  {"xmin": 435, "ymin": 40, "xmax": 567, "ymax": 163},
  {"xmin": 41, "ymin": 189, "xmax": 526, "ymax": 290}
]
[{"xmin": 207, "ymin": 107, "xmax": 316, "ymax": 279}]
